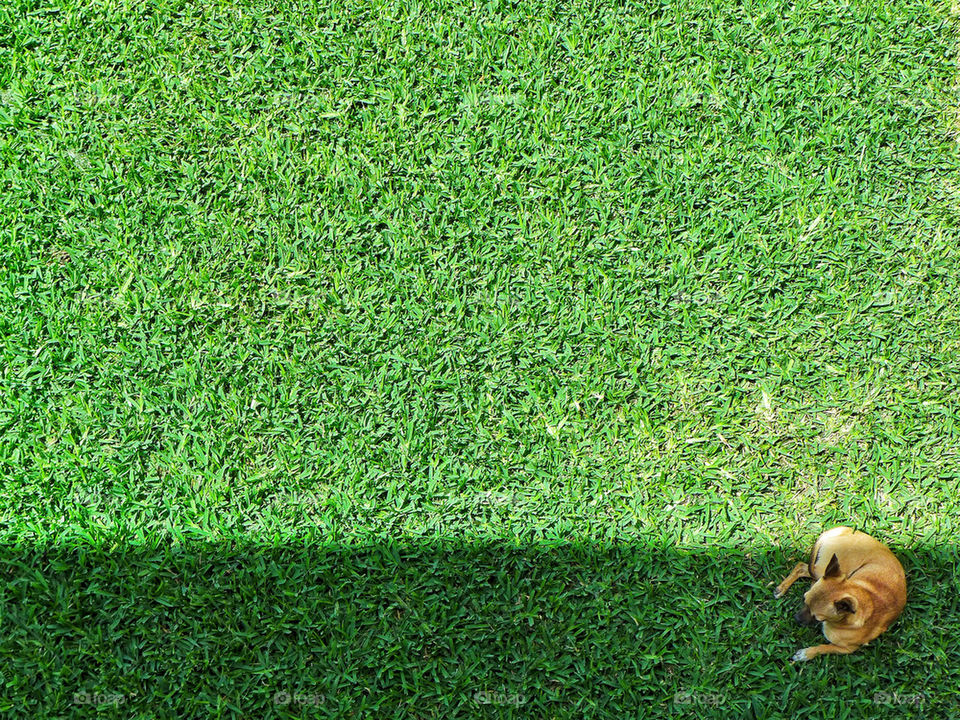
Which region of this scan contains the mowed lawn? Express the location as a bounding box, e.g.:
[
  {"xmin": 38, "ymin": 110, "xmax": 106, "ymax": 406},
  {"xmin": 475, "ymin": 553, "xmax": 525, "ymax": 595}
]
[{"xmin": 3, "ymin": 0, "xmax": 960, "ymax": 717}]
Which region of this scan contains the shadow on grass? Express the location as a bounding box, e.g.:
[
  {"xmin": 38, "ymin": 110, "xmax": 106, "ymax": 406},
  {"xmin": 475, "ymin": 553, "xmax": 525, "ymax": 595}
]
[{"xmin": 1, "ymin": 539, "xmax": 958, "ymax": 719}]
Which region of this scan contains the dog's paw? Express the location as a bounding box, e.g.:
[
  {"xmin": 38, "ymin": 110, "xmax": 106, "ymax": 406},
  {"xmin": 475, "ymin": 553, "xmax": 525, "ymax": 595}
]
[
  {"xmin": 773, "ymin": 587, "xmax": 783, "ymax": 599},
  {"xmin": 790, "ymin": 648, "xmax": 810, "ymax": 663}
]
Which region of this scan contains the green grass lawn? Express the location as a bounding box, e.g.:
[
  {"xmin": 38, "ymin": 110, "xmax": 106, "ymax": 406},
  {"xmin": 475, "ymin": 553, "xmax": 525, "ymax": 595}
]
[{"xmin": 3, "ymin": 0, "xmax": 960, "ymax": 716}]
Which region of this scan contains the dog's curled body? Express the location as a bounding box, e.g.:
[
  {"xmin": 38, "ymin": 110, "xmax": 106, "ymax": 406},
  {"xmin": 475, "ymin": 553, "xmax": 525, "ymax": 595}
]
[{"xmin": 775, "ymin": 526, "xmax": 906, "ymax": 662}]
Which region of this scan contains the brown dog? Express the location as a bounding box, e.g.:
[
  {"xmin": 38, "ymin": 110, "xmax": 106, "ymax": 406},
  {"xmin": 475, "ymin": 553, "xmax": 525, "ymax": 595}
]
[{"xmin": 774, "ymin": 526, "xmax": 906, "ymax": 662}]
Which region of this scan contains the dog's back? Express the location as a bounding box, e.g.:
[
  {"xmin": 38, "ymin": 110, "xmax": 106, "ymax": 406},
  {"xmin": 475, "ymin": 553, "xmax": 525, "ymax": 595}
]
[{"xmin": 812, "ymin": 526, "xmax": 906, "ymax": 619}]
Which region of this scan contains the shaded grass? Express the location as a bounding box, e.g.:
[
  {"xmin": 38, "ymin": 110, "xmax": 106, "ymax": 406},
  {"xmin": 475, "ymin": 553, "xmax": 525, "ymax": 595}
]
[
  {"xmin": 3, "ymin": 0, "xmax": 960, "ymax": 716},
  {"xmin": 2, "ymin": 539, "xmax": 959, "ymax": 718}
]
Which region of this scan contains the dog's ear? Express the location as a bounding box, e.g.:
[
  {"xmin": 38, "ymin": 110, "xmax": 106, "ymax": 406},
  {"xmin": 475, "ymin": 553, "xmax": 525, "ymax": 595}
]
[
  {"xmin": 834, "ymin": 596, "xmax": 856, "ymax": 615},
  {"xmin": 824, "ymin": 553, "xmax": 842, "ymax": 579}
]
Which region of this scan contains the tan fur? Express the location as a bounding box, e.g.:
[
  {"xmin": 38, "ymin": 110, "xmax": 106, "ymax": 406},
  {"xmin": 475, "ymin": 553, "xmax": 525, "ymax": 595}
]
[{"xmin": 774, "ymin": 527, "xmax": 906, "ymax": 661}]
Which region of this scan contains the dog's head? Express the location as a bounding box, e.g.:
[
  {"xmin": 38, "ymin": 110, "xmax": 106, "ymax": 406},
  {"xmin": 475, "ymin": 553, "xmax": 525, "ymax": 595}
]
[{"xmin": 794, "ymin": 553, "xmax": 858, "ymax": 628}]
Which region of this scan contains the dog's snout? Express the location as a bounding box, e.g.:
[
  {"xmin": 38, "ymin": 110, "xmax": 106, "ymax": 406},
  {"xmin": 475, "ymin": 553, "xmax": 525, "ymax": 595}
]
[{"xmin": 794, "ymin": 606, "xmax": 820, "ymax": 628}]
